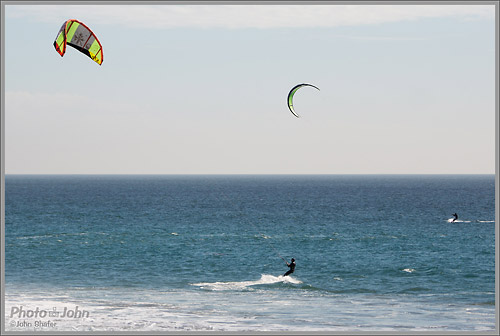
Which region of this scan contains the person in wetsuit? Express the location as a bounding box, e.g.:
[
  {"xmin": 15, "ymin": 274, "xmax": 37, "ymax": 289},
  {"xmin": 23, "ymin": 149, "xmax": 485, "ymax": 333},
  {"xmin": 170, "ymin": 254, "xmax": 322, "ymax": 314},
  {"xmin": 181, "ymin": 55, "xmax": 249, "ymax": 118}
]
[
  {"xmin": 283, "ymin": 258, "xmax": 296, "ymax": 277},
  {"xmin": 452, "ymin": 213, "xmax": 458, "ymax": 222}
]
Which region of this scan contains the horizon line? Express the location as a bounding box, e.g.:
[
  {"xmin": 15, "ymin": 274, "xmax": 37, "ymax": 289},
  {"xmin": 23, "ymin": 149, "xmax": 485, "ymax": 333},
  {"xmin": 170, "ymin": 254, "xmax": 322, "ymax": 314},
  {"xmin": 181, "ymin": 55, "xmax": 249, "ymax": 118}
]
[{"xmin": 3, "ymin": 173, "xmax": 496, "ymax": 176}]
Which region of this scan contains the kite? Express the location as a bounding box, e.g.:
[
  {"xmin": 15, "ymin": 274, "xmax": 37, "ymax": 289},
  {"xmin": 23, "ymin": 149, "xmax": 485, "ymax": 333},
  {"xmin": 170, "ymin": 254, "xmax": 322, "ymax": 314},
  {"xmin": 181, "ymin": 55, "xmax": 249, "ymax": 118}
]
[
  {"xmin": 53, "ymin": 19, "xmax": 103, "ymax": 65},
  {"xmin": 287, "ymin": 83, "xmax": 320, "ymax": 118}
]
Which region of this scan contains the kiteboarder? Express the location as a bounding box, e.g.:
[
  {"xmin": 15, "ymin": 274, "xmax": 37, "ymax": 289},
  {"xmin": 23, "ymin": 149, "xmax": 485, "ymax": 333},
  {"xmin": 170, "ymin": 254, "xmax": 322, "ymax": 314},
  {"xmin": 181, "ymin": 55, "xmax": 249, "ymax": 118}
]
[
  {"xmin": 451, "ymin": 213, "xmax": 458, "ymax": 222},
  {"xmin": 283, "ymin": 258, "xmax": 296, "ymax": 277}
]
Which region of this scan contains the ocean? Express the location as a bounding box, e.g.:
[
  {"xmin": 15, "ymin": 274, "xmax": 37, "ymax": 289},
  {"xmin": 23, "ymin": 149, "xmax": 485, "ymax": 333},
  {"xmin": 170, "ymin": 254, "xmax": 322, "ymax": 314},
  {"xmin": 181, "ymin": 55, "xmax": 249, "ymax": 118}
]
[{"xmin": 3, "ymin": 174, "xmax": 497, "ymax": 332}]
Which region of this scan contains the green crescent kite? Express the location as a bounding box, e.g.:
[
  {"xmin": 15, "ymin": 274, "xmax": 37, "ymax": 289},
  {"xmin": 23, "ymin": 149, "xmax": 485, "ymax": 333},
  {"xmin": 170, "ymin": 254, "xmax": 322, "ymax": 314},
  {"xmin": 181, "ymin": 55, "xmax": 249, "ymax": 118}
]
[{"xmin": 287, "ymin": 83, "xmax": 320, "ymax": 118}]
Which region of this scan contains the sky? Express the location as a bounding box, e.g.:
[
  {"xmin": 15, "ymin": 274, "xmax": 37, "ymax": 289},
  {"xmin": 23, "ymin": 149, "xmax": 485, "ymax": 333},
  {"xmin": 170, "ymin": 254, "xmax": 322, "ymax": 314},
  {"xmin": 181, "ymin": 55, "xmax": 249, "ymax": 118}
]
[{"xmin": 2, "ymin": 1, "xmax": 498, "ymax": 174}]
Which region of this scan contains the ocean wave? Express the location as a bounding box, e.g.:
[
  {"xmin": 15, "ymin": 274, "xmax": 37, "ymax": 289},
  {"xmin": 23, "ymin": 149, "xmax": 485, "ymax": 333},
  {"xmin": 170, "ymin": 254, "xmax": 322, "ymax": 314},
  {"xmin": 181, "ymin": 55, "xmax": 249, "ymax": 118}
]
[
  {"xmin": 192, "ymin": 274, "xmax": 302, "ymax": 291},
  {"xmin": 446, "ymin": 219, "xmax": 495, "ymax": 224},
  {"xmin": 16, "ymin": 232, "xmax": 109, "ymax": 240}
]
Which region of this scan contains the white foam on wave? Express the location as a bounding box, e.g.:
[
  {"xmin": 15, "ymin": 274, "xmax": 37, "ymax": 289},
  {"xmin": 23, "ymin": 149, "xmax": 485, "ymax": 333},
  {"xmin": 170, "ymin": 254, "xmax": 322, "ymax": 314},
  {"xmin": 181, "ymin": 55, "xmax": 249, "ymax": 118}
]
[
  {"xmin": 5, "ymin": 294, "xmax": 217, "ymax": 332},
  {"xmin": 192, "ymin": 274, "xmax": 302, "ymax": 291},
  {"xmin": 5, "ymin": 286, "xmax": 496, "ymax": 332}
]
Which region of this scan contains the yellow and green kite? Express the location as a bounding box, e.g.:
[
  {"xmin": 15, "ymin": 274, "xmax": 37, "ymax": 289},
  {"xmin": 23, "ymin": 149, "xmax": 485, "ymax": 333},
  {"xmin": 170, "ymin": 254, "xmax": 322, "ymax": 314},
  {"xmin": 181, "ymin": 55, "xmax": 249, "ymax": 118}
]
[{"xmin": 53, "ymin": 19, "xmax": 103, "ymax": 65}]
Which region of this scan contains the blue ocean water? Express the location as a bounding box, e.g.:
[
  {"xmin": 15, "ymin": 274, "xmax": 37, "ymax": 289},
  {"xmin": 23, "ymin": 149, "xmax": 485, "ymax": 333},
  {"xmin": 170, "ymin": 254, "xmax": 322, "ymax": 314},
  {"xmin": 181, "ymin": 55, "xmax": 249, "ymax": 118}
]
[{"xmin": 4, "ymin": 175, "xmax": 496, "ymax": 331}]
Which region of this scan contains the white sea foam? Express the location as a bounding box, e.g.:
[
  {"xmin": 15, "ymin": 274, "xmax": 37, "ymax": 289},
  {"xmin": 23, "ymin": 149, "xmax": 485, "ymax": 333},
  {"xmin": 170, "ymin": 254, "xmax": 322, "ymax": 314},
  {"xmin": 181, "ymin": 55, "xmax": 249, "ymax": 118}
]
[
  {"xmin": 447, "ymin": 219, "xmax": 474, "ymax": 223},
  {"xmin": 5, "ymin": 296, "xmax": 214, "ymax": 331},
  {"xmin": 192, "ymin": 274, "xmax": 302, "ymax": 291},
  {"xmin": 5, "ymin": 287, "xmax": 495, "ymax": 332},
  {"xmin": 447, "ymin": 218, "xmax": 495, "ymax": 224}
]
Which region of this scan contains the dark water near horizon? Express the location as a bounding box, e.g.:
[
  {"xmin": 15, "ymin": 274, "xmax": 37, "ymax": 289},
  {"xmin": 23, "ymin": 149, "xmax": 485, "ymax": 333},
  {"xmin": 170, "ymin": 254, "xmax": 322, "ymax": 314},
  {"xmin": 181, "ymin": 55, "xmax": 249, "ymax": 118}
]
[{"xmin": 4, "ymin": 175, "xmax": 496, "ymax": 331}]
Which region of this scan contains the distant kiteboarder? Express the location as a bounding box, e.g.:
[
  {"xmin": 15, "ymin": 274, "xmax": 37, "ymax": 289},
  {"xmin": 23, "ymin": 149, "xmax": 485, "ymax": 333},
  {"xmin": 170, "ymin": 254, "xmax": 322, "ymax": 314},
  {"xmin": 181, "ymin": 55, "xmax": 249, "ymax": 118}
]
[
  {"xmin": 283, "ymin": 258, "xmax": 296, "ymax": 277},
  {"xmin": 451, "ymin": 213, "xmax": 458, "ymax": 222}
]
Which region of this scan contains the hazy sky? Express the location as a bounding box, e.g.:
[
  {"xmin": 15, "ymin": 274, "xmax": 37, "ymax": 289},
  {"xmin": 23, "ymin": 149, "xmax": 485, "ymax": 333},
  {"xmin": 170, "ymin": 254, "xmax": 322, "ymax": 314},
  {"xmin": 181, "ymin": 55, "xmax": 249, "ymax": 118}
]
[{"xmin": 3, "ymin": 2, "xmax": 497, "ymax": 174}]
